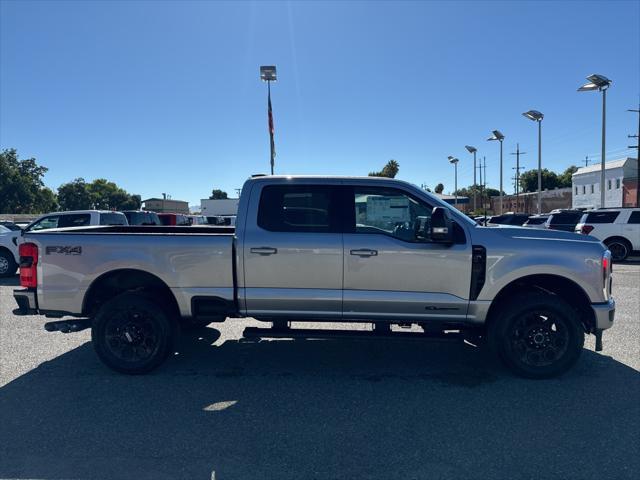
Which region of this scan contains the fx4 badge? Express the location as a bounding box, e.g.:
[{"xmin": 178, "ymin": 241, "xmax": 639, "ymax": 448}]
[{"xmin": 45, "ymin": 246, "xmax": 82, "ymax": 255}]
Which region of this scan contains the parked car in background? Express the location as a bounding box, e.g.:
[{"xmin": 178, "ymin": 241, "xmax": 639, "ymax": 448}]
[
  {"xmin": 0, "ymin": 221, "xmax": 23, "ymax": 231},
  {"xmin": 522, "ymin": 215, "xmax": 550, "ymax": 229},
  {"xmin": 544, "ymin": 210, "xmax": 584, "ymax": 232},
  {"xmin": 474, "ymin": 215, "xmax": 489, "ymax": 226},
  {"xmin": 0, "ymin": 225, "xmax": 21, "ymax": 276},
  {"xmin": 207, "ymin": 215, "xmax": 237, "ymax": 226},
  {"xmin": 158, "ymin": 213, "xmax": 190, "ymax": 226},
  {"xmin": 486, "ymin": 213, "xmax": 530, "ymax": 226},
  {"xmin": 123, "ymin": 210, "xmax": 162, "ymax": 226},
  {"xmin": 575, "ymin": 208, "xmax": 640, "ymax": 261},
  {"xmin": 187, "ymin": 215, "xmax": 208, "ymax": 225},
  {"xmin": 24, "ymin": 210, "xmax": 128, "ymax": 233}
]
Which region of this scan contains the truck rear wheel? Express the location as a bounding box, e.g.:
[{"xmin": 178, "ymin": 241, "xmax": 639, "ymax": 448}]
[
  {"xmin": 92, "ymin": 293, "xmax": 175, "ymax": 374},
  {"xmin": 488, "ymin": 293, "xmax": 584, "ymax": 379}
]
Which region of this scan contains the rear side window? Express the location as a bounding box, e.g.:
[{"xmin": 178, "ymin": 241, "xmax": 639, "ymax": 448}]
[
  {"xmin": 258, "ymin": 185, "xmax": 338, "ymax": 233},
  {"xmin": 525, "ymin": 217, "xmax": 547, "ymax": 225},
  {"xmin": 59, "ymin": 214, "xmax": 91, "ymax": 228},
  {"xmin": 585, "ymin": 211, "xmax": 620, "ymax": 224},
  {"xmin": 100, "ymin": 213, "xmax": 127, "ymax": 225},
  {"xmin": 549, "ymin": 212, "xmax": 582, "ymax": 225},
  {"xmin": 628, "ymin": 211, "xmax": 640, "ymax": 224}
]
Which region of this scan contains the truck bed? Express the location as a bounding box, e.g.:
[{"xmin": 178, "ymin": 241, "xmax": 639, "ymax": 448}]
[{"xmin": 23, "ymin": 226, "xmax": 236, "ymax": 317}]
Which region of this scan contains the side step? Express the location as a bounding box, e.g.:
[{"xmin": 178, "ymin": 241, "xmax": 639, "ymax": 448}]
[
  {"xmin": 243, "ymin": 326, "xmax": 464, "ymax": 342},
  {"xmin": 44, "ymin": 319, "xmax": 91, "ymax": 333}
]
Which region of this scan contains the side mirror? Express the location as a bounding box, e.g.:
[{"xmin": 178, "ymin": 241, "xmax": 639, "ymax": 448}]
[{"xmin": 430, "ymin": 207, "xmax": 454, "ymax": 244}]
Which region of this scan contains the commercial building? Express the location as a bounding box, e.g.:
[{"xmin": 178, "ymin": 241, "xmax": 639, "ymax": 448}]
[
  {"xmin": 142, "ymin": 198, "xmax": 189, "ymax": 214},
  {"xmin": 572, "ymin": 157, "xmax": 638, "ymax": 209},
  {"xmin": 493, "ymin": 188, "xmax": 573, "ymax": 214}
]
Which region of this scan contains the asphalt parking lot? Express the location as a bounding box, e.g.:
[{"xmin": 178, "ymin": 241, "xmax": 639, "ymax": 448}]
[{"xmin": 1, "ymin": 263, "xmax": 639, "ymax": 480}]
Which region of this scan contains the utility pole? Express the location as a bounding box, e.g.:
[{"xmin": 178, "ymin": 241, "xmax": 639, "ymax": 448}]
[
  {"xmin": 628, "ymin": 106, "xmax": 639, "ymax": 207},
  {"xmin": 483, "ymin": 156, "xmax": 487, "ymax": 217},
  {"xmin": 510, "ymin": 143, "xmax": 527, "ymax": 211},
  {"xmin": 477, "ymin": 163, "xmax": 483, "ymax": 215}
]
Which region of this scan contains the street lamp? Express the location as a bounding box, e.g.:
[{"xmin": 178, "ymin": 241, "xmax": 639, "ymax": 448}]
[
  {"xmin": 578, "ymin": 73, "xmax": 612, "ymax": 208},
  {"xmin": 487, "ymin": 130, "xmax": 505, "ymax": 214},
  {"xmin": 522, "ymin": 110, "xmax": 544, "ymax": 214},
  {"xmin": 465, "ymin": 145, "xmax": 477, "ymax": 211},
  {"xmin": 260, "ymin": 65, "xmax": 277, "ymax": 175},
  {"xmin": 448, "ymin": 156, "xmax": 459, "ymax": 207}
]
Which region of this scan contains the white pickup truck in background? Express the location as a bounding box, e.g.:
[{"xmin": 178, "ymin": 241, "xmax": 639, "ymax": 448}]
[{"xmin": 13, "ymin": 176, "xmax": 615, "ymax": 378}]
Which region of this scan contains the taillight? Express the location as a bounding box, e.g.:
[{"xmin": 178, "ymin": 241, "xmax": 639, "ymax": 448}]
[
  {"xmin": 19, "ymin": 242, "xmax": 38, "ymax": 288},
  {"xmin": 581, "ymin": 225, "xmax": 594, "ymax": 234},
  {"xmin": 602, "ymin": 251, "xmax": 612, "ymax": 300}
]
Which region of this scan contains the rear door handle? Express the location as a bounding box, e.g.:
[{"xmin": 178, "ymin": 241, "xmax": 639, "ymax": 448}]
[
  {"xmin": 350, "ymin": 249, "xmax": 378, "ymax": 257},
  {"xmin": 250, "ymin": 247, "xmax": 278, "ymax": 255}
]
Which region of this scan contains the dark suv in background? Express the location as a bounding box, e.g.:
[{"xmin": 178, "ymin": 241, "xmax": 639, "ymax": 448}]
[
  {"xmin": 545, "ymin": 210, "xmax": 584, "ymax": 232},
  {"xmin": 123, "ymin": 210, "xmax": 162, "ymax": 226}
]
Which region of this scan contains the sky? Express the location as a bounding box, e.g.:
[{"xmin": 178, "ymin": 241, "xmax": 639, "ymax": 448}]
[{"xmin": 1, "ymin": 0, "xmax": 639, "ymax": 205}]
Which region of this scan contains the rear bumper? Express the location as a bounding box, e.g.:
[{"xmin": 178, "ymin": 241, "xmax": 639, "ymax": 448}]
[
  {"xmin": 592, "ymin": 298, "xmax": 615, "ymax": 330},
  {"xmin": 13, "ymin": 288, "xmax": 37, "ymax": 315}
]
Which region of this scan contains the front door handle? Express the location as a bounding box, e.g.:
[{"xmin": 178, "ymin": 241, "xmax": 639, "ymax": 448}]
[
  {"xmin": 350, "ymin": 248, "xmax": 378, "ymax": 257},
  {"xmin": 250, "ymin": 247, "xmax": 278, "ymax": 255}
]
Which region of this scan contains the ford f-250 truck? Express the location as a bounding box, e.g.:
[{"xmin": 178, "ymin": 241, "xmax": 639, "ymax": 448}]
[{"xmin": 13, "ymin": 176, "xmax": 615, "ymax": 378}]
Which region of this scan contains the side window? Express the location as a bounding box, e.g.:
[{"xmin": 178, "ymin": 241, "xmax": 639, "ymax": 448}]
[
  {"xmin": 100, "ymin": 213, "xmax": 127, "ymax": 225},
  {"xmin": 628, "ymin": 211, "xmax": 640, "ymax": 224},
  {"xmin": 29, "ymin": 216, "xmax": 60, "ymax": 231},
  {"xmin": 575, "ymin": 186, "xmax": 578, "ymax": 195},
  {"xmin": 582, "ymin": 186, "xmax": 586, "ymax": 194},
  {"xmin": 616, "ymin": 179, "xmax": 621, "ymax": 189},
  {"xmin": 258, "ymin": 185, "xmax": 338, "ymax": 233},
  {"xmin": 585, "ymin": 211, "xmax": 620, "ymax": 223},
  {"xmin": 58, "ymin": 214, "xmax": 91, "ymax": 228},
  {"xmin": 351, "ymin": 187, "xmax": 432, "ymax": 242}
]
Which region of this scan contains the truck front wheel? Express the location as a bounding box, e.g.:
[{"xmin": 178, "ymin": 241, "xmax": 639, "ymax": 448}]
[
  {"xmin": 92, "ymin": 293, "xmax": 175, "ymax": 374},
  {"xmin": 488, "ymin": 293, "xmax": 584, "ymax": 379}
]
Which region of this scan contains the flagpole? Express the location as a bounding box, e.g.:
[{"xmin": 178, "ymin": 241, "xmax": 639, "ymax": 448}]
[{"xmin": 268, "ymin": 80, "xmax": 275, "ymax": 175}]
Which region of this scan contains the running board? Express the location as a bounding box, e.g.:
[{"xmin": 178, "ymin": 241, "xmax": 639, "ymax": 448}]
[{"xmin": 243, "ymin": 326, "xmax": 464, "ymax": 342}]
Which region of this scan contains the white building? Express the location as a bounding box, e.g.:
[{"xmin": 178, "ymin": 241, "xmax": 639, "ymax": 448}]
[
  {"xmin": 200, "ymin": 198, "xmax": 240, "ymax": 217},
  {"xmin": 572, "ymin": 157, "xmax": 638, "ymax": 209}
]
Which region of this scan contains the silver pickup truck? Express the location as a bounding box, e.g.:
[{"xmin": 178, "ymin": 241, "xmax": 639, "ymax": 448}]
[{"xmin": 13, "ymin": 176, "xmax": 615, "ymax": 378}]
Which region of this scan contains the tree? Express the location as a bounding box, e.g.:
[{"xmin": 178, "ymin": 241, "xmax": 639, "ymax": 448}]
[
  {"xmin": 57, "ymin": 178, "xmax": 94, "ymax": 211},
  {"xmin": 369, "ymin": 159, "xmax": 399, "ymax": 178},
  {"xmin": 519, "ymin": 168, "xmax": 560, "ymax": 193},
  {"xmin": 58, "ymin": 178, "xmax": 141, "ymax": 211},
  {"xmin": 0, "ymin": 149, "xmax": 58, "ymax": 213},
  {"xmin": 209, "ymin": 189, "xmax": 228, "ymax": 200},
  {"xmin": 434, "ymin": 183, "xmax": 444, "ymax": 194},
  {"xmin": 558, "ymin": 165, "xmax": 578, "ymax": 188}
]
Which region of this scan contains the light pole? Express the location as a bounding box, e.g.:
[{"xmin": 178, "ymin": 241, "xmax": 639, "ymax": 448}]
[
  {"xmin": 487, "ymin": 130, "xmax": 505, "ymax": 214},
  {"xmin": 578, "ymin": 74, "xmax": 612, "ymax": 208},
  {"xmin": 522, "ymin": 110, "xmax": 544, "ymax": 214},
  {"xmin": 465, "ymin": 145, "xmax": 477, "ymax": 212},
  {"xmin": 260, "ymin": 66, "xmax": 277, "ymax": 175},
  {"xmin": 448, "ymin": 156, "xmax": 459, "ymax": 207},
  {"xmin": 627, "ymin": 106, "xmax": 639, "ymax": 207}
]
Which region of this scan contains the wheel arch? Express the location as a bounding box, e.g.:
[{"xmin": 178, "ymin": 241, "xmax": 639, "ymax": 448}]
[
  {"xmin": 82, "ymin": 269, "xmax": 180, "ymax": 320},
  {"xmin": 485, "ymin": 274, "xmax": 596, "ymax": 333}
]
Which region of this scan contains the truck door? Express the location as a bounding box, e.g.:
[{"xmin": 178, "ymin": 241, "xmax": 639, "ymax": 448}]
[
  {"xmin": 242, "ymin": 183, "xmax": 343, "ymax": 318},
  {"xmin": 342, "ymin": 185, "xmax": 472, "ymax": 322}
]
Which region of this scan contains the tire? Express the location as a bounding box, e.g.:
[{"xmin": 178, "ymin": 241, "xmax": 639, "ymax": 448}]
[
  {"xmin": 0, "ymin": 250, "xmax": 18, "ymax": 278},
  {"xmin": 92, "ymin": 292, "xmax": 175, "ymax": 374},
  {"xmin": 604, "ymin": 238, "xmax": 631, "ymax": 262},
  {"xmin": 488, "ymin": 292, "xmax": 584, "ymax": 379}
]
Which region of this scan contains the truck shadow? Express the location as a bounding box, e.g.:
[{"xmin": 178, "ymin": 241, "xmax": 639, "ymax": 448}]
[{"xmin": 0, "ymin": 327, "xmax": 638, "ymax": 480}]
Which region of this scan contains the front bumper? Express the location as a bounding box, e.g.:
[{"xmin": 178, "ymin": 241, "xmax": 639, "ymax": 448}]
[
  {"xmin": 592, "ymin": 298, "xmax": 615, "ymax": 331},
  {"xmin": 13, "ymin": 288, "xmax": 38, "ymax": 315}
]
